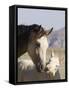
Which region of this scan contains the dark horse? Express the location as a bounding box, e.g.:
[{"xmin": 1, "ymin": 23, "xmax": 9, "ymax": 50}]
[{"xmin": 17, "ymin": 24, "xmax": 53, "ymax": 72}]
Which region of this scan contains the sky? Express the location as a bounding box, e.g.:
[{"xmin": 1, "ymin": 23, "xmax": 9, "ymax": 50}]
[{"xmin": 18, "ymin": 8, "xmax": 65, "ymax": 30}]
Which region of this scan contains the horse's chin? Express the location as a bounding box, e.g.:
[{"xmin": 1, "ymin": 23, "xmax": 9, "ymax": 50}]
[
  {"xmin": 36, "ymin": 66, "xmax": 45, "ymax": 73},
  {"xmin": 36, "ymin": 65, "xmax": 49, "ymax": 73},
  {"xmin": 37, "ymin": 69, "xmax": 44, "ymax": 73}
]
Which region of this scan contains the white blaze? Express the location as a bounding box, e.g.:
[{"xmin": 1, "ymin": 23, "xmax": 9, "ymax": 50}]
[{"xmin": 37, "ymin": 35, "xmax": 48, "ymax": 68}]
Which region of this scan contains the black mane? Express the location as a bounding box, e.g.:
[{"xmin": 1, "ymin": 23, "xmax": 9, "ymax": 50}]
[{"xmin": 17, "ymin": 24, "xmax": 40, "ymax": 34}]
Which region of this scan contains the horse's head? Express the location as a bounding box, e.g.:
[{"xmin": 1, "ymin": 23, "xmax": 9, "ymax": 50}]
[{"xmin": 28, "ymin": 25, "xmax": 53, "ymax": 72}]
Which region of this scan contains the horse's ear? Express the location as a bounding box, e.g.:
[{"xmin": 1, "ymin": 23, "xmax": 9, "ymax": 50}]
[
  {"xmin": 46, "ymin": 27, "xmax": 53, "ymax": 36},
  {"xmin": 32, "ymin": 25, "xmax": 42, "ymax": 33},
  {"xmin": 39, "ymin": 25, "xmax": 41, "ymax": 29}
]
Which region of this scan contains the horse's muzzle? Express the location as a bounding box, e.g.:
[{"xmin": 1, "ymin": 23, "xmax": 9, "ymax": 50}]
[{"xmin": 36, "ymin": 62, "xmax": 45, "ymax": 72}]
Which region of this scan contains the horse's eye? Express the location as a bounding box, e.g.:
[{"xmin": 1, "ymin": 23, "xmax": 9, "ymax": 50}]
[{"xmin": 36, "ymin": 43, "xmax": 40, "ymax": 47}]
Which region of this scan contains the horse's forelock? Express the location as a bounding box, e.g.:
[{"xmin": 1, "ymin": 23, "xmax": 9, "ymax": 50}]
[{"xmin": 32, "ymin": 25, "xmax": 46, "ymax": 39}]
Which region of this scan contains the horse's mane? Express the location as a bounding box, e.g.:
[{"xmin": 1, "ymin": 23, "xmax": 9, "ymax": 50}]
[
  {"xmin": 17, "ymin": 24, "xmax": 41, "ymax": 35},
  {"xmin": 17, "ymin": 24, "xmax": 41, "ymax": 57}
]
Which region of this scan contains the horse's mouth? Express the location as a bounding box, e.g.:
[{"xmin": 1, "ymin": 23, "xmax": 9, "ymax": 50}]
[
  {"xmin": 36, "ymin": 63, "xmax": 46, "ymax": 72},
  {"xmin": 36, "ymin": 62, "xmax": 50, "ymax": 73}
]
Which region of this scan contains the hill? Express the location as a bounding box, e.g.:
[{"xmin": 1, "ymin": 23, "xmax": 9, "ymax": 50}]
[{"xmin": 48, "ymin": 27, "xmax": 65, "ymax": 48}]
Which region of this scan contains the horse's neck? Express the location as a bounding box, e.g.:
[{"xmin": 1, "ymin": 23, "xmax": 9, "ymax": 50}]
[{"xmin": 18, "ymin": 30, "xmax": 30, "ymax": 57}]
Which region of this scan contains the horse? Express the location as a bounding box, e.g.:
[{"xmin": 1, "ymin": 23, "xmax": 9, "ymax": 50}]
[{"xmin": 17, "ymin": 24, "xmax": 53, "ymax": 72}]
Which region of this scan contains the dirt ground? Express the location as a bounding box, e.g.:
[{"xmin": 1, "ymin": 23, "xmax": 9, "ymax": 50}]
[{"xmin": 17, "ymin": 48, "xmax": 65, "ymax": 82}]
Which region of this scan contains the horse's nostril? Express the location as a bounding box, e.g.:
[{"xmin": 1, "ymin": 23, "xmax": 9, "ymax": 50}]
[{"xmin": 37, "ymin": 62, "xmax": 44, "ymax": 72}]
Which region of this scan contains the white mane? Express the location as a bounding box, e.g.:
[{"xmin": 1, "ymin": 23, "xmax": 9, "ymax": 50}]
[{"xmin": 18, "ymin": 58, "xmax": 35, "ymax": 70}]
